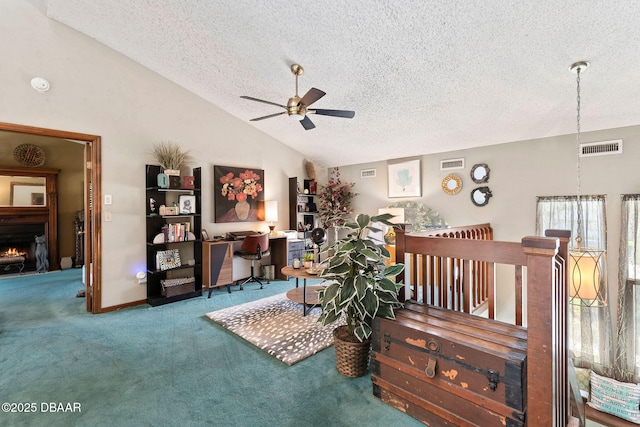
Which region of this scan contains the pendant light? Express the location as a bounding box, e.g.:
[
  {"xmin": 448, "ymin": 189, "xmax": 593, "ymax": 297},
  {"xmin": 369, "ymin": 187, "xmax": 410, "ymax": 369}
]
[{"xmin": 568, "ymin": 61, "xmax": 607, "ymax": 307}]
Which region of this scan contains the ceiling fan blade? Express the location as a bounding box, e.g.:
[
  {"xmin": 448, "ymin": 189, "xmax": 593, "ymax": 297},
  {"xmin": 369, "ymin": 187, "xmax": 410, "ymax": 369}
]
[
  {"xmin": 240, "ymin": 96, "xmax": 287, "ymax": 109},
  {"xmin": 310, "ymin": 109, "xmax": 356, "ymax": 118},
  {"xmin": 250, "ymin": 111, "xmax": 286, "ymax": 121},
  {"xmin": 299, "ymin": 88, "xmax": 326, "ymax": 107},
  {"xmin": 300, "ymin": 116, "xmax": 316, "ymax": 130}
]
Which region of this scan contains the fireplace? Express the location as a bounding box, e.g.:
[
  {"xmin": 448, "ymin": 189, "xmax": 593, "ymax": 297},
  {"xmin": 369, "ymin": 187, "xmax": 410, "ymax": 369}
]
[
  {"xmin": 0, "ymin": 223, "xmax": 44, "ymax": 273},
  {"xmin": 0, "ymin": 166, "xmax": 59, "ymax": 272}
]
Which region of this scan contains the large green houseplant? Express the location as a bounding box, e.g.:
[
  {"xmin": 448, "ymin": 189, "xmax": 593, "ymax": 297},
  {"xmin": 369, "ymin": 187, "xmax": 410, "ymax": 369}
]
[{"xmin": 318, "ymin": 213, "xmax": 405, "ymax": 376}]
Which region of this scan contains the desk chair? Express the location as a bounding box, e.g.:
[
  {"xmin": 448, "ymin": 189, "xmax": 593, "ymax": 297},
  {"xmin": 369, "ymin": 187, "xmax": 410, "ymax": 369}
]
[{"xmin": 235, "ymin": 233, "xmax": 270, "ymax": 289}]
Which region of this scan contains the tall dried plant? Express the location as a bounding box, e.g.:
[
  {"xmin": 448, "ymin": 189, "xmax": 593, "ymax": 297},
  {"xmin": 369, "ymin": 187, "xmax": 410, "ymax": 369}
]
[
  {"xmin": 152, "ymin": 141, "xmax": 189, "ymax": 171},
  {"xmin": 317, "ymin": 167, "xmax": 357, "ymax": 229}
]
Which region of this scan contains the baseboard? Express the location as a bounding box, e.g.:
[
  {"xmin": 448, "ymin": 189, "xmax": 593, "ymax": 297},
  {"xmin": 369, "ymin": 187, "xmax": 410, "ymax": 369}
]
[{"xmin": 97, "ymin": 299, "xmax": 146, "ymax": 313}]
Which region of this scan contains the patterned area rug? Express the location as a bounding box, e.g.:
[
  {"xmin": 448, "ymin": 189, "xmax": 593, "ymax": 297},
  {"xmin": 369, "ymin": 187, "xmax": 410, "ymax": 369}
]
[{"xmin": 206, "ymin": 293, "xmax": 344, "ymax": 366}]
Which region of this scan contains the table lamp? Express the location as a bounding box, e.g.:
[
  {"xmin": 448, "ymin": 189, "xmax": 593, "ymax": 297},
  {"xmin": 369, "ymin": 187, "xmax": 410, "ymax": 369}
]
[{"xmin": 265, "ymin": 200, "xmax": 278, "ymax": 235}]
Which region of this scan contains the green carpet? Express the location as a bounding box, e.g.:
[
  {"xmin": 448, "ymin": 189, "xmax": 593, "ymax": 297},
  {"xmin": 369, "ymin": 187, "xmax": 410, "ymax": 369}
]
[{"xmin": 0, "ymin": 270, "xmax": 422, "ymax": 427}]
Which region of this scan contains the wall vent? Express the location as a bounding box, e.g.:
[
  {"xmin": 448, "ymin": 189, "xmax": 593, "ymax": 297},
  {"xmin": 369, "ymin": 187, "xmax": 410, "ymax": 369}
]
[
  {"xmin": 440, "ymin": 158, "xmax": 465, "ymax": 170},
  {"xmin": 579, "ymin": 139, "xmax": 623, "ymax": 157},
  {"xmin": 360, "ymin": 168, "xmax": 376, "ymax": 178}
]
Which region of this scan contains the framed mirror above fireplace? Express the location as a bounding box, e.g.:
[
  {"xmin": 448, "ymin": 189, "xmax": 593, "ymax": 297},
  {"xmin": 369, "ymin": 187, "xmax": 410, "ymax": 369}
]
[{"xmin": 8, "ymin": 179, "xmax": 46, "ymax": 206}]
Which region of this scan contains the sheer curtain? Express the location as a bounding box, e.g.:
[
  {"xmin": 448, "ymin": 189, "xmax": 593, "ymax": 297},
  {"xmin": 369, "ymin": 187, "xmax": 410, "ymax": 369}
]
[
  {"xmin": 616, "ymin": 195, "xmax": 640, "ymax": 382},
  {"xmin": 536, "ymin": 195, "xmax": 613, "ymax": 374}
]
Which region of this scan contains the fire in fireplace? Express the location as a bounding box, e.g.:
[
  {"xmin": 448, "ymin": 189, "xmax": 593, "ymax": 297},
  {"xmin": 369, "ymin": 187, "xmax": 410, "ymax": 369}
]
[
  {"xmin": 0, "ymin": 223, "xmax": 45, "ymax": 274},
  {"xmin": 1, "ymin": 247, "xmax": 27, "ymax": 257}
]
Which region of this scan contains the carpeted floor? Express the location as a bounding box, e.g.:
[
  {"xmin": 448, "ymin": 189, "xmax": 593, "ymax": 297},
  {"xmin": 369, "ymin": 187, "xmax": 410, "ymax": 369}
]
[
  {"xmin": 206, "ymin": 293, "xmax": 344, "ymax": 365},
  {"xmin": 0, "ymin": 269, "xmax": 423, "ymax": 427}
]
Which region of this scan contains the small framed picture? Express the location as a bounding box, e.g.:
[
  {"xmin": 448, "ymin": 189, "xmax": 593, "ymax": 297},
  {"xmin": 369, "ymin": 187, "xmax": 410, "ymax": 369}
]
[
  {"xmin": 201, "ymin": 230, "xmax": 210, "ymax": 241},
  {"xmin": 179, "ymin": 195, "xmax": 196, "ymax": 214},
  {"xmin": 156, "ymin": 249, "xmax": 181, "ymax": 271}
]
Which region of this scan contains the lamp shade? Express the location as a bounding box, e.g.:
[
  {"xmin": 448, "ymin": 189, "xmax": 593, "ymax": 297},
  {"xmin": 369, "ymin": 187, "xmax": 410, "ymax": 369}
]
[
  {"xmin": 377, "ymin": 208, "xmax": 405, "ymax": 224},
  {"xmin": 265, "ymin": 200, "xmax": 278, "ymax": 222},
  {"xmin": 569, "ymin": 248, "xmax": 606, "ymax": 306}
]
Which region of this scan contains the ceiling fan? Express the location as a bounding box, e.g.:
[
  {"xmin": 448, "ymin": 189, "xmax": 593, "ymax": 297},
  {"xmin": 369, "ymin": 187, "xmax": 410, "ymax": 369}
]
[{"xmin": 241, "ymin": 64, "xmax": 355, "ymax": 130}]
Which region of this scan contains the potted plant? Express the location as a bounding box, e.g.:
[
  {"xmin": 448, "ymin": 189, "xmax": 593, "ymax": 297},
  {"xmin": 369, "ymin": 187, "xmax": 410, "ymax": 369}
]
[
  {"xmin": 318, "ymin": 213, "xmax": 405, "ymax": 377},
  {"xmin": 302, "ymin": 252, "xmax": 315, "ymax": 269},
  {"xmin": 152, "ymin": 141, "xmax": 189, "ymax": 176}
]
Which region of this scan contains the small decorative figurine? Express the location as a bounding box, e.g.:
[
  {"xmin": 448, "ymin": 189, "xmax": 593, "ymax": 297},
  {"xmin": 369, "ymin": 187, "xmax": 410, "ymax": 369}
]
[{"xmin": 35, "ymin": 235, "xmax": 49, "ymax": 273}]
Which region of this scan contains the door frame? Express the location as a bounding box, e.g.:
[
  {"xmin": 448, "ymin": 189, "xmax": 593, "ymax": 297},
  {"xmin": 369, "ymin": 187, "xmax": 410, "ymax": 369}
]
[{"xmin": 0, "ymin": 121, "xmax": 102, "ymax": 313}]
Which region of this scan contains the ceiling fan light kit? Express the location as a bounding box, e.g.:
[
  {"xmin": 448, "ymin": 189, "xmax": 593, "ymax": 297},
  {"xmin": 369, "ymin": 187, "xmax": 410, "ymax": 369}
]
[{"xmin": 241, "ymin": 64, "xmax": 355, "ymax": 130}]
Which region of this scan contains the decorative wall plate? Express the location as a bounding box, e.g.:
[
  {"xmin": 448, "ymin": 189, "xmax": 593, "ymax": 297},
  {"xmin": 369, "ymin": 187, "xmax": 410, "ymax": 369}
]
[
  {"xmin": 470, "ymin": 163, "xmax": 490, "ymax": 184},
  {"xmin": 441, "ymin": 174, "xmax": 463, "ymax": 195},
  {"xmin": 471, "ymin": 186, "xmax": 492, "ymax": 207},
  {"xmin": 13, "ymin": 143, "xmax": 45, "ymax": 167}
]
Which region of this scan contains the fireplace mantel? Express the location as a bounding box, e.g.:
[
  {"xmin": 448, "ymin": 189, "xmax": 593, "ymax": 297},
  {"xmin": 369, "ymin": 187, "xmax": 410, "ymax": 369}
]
[{"xmin": 0, "ymin": 167, "xmax": 59, "ymax": 271}]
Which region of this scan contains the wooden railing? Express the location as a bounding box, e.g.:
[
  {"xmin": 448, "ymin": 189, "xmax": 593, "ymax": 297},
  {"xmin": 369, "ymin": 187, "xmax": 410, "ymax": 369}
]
[
  {"xmin": 394, "ymin": 225, "xmax": 577, "ymax": 426},
  {"xmin": 396, "ymin": 223, "xmax": 497, "ymax": 320}
]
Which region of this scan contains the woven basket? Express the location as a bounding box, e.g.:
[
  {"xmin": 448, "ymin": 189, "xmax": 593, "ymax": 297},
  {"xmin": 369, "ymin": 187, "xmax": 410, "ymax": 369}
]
[
  {"xmin": 161, "ymin": 277, "xmax": 195, "ymax": 297},
  {"xmin": 333, "ymin": 325, "xmax": 371, "ymax": 378},
  {"xmin": 13, "ymin": 143, "xmax": 45, "ymax": 167}
]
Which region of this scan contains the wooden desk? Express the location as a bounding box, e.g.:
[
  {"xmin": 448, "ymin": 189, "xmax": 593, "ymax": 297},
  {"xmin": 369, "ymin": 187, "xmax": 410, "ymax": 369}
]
[
  {"xmin": 203, "ymin": 236, "xmax": 289, "ymax": 297},
  {"xmin": 281, "ymin": 265, "xmax": 325, "ymax": 316},
  {"xmin": 202, "ymin": 241, "xmax": 233, "ymax": 296}
]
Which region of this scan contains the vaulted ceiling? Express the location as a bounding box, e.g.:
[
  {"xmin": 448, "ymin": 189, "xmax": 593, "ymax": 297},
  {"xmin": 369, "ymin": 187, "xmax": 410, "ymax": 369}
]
[{"xmin": 46, "ymin": 1, "xmax": 640, "ymax": 167}]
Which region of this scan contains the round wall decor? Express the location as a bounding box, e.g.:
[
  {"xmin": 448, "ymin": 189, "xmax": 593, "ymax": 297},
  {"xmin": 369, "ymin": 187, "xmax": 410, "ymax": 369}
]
[
  {"xmin": 470, "ymin": 163, "xmax": 490, "ymax": 184},
  {"xmin": 13, "ymin": 143, "xmax": 45, "ymax": 167},
  {"xmin": 441, "ymin": 174, "xmax": 463, "ymax": 195},
  {"xmin": 471, "ymin": 186, "xmax": 493, "ymax": 207}
]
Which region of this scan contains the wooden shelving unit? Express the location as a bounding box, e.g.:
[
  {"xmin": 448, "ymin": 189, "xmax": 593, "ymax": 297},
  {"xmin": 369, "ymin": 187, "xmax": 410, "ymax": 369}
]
[{"xmin": 288, "ymin": 177, "xmax": 318, "ymax": 253}]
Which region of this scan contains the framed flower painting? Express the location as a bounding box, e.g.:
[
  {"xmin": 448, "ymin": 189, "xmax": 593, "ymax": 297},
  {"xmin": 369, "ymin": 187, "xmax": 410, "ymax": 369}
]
[{"xmin": 214, "ymin": 165, "xmax": 265, "ymax": 223}]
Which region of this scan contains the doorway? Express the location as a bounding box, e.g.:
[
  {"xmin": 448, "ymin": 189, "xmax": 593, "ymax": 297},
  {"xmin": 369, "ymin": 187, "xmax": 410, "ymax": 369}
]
[{"xmin": 0, "ymin": 122, "xmax": 102, "ymax": 313}]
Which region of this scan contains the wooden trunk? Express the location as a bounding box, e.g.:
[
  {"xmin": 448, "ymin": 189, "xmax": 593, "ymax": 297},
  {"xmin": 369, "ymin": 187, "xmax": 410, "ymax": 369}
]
[{"xmin": 371, "ymin": 302, "xmax": 528, "ymax": 427}]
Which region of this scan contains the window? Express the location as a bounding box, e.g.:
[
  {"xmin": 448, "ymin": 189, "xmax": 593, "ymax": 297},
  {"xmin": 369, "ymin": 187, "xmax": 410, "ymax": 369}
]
[
  {"xmin": 617, "ymin": 195, "xmax": 640, "ymax": 382},
  {"xmin": 536, "ymin": 195, "xmax": 613, "ymax": 372}
]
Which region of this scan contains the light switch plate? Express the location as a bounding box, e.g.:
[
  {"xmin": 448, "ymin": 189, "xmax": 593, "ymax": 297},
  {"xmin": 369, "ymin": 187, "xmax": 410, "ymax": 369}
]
[
  {"xmin": 104, "ymin": 211, "xmax": 112, "ymax": 222},
  {"xmin": 104, "ymin": 194, "xmax": 112, "ymax": 205}
]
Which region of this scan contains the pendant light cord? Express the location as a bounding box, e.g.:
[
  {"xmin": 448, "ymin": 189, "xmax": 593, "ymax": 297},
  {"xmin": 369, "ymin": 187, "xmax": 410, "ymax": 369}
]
[{"xmin": 575, "ymin": 66, "xmax": 583, "ymax": 250}]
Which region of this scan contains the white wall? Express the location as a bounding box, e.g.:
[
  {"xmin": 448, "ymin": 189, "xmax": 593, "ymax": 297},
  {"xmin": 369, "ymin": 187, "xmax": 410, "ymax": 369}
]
[
  {"xmin": 337, "ymin": 125, "xmax": 640, "ymax": 322},
  {"xmin": 0, "ymin": 0, "xmax": 308, "ymax": 308}
]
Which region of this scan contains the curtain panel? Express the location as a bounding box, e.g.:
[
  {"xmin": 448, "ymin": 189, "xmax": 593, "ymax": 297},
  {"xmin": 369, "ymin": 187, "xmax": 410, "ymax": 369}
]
[{"xmin": 616, "ymin": 195, "xmax": 640, "ymax": 382}]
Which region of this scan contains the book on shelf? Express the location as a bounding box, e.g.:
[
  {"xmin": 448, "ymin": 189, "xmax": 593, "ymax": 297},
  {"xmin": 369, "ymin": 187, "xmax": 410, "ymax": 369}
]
[{"xmin": 161, "ymin": 223, "xmax": 191, "ymax": 243}]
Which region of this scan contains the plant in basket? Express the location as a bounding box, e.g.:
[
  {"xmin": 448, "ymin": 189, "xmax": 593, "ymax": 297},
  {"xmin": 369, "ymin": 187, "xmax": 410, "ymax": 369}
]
[{"xmin": 318, "ymin": 213, "xmax": 404, "ymax": 377}]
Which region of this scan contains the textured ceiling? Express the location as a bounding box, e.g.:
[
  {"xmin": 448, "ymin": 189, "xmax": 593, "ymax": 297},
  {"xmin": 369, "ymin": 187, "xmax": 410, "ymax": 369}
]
[{"xmin": 46, "ymin": 0, "xmax": 640, "ymax": 167}]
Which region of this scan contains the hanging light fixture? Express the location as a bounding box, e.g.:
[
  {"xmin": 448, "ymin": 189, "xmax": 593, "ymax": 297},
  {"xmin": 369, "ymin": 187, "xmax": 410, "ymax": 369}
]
[{"xmin": 568, "ymin": 61, "xmax": 606, "ymax": 307}]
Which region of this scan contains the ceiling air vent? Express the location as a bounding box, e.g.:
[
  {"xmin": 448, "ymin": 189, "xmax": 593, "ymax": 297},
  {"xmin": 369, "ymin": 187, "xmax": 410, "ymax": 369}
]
[
  {"xmin": 440, "ymin": 158, "xmax": 465, "ymax": 170},
  {"xmin": 360, "ymin": 168, "xmax": 376, "ymax": 178},
  {"xmin": 579, "ymin": 139, "xmax": 623, "ymax": 157}
]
